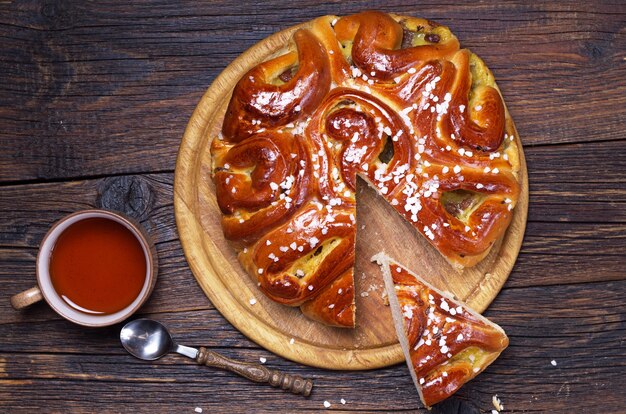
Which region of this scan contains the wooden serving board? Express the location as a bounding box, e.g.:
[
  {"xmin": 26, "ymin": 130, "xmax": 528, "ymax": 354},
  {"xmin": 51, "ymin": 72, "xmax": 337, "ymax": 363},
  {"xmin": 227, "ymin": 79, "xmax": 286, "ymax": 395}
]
[{"xmin": 174, "ymin": 23, "xmax": 528, "ymax": 370}]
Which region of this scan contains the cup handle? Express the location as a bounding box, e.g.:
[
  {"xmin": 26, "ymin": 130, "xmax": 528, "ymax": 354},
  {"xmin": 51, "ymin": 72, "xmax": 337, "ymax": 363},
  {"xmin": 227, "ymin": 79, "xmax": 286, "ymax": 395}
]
[{"xmin": 11, "ymin": 286, "xmax": 43, "ymax": 310}]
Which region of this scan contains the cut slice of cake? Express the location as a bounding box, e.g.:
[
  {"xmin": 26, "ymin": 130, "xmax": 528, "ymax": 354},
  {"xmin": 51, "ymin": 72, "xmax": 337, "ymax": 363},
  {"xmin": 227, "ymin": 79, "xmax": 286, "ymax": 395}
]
[{"xmin": 372, "ymin": 253, "xmax": 509, "ymax": 408}]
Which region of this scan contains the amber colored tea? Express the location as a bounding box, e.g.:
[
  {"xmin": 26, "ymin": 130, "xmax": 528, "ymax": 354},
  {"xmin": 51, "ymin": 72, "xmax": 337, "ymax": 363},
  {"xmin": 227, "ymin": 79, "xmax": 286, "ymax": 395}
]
[{"xmin": 49, "ymin": 217, "xmax": 147, "ymax": 315}]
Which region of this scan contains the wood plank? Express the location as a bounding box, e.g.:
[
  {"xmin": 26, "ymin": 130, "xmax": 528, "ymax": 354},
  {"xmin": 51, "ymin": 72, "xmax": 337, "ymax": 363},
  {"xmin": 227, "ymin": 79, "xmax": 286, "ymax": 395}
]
[
  {"xmin": 3, "ymin": 219, "xmax": 625, "ymax": 326},
  {"xmin": 1, "ymin": 139, "xmax": 623, "ymax": 249},
  {"xmin": 3, "ymin": 280, "xmax": 624, "ymax": 353},
  {"xmin": 1, "ymin": 161, "xmax": 625, "ymax": 325},
  {"xmin": 0, "ymin": 139, "xmax": 623, "ymax": 250},
  {"xmin": 0, "ymin": 280, "xmax": 624, "ymax": 413},
  {"xmin": 0, "ymin": 174, "xmax": 178, "ymax": 248},
  {"xmin": 1, "ymin": 1, "xmax": 624, "ymax": 182},
  {"xmin": 526, "ymin": 140, "xmax": 626, "ymax": 185}
]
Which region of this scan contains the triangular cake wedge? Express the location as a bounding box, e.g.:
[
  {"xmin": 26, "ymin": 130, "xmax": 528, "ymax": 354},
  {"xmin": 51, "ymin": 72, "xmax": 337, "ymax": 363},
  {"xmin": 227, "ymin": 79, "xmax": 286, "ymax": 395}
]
[{"xmin": 372, "ymin": 253, "xmax": 508, "ymax": 408}]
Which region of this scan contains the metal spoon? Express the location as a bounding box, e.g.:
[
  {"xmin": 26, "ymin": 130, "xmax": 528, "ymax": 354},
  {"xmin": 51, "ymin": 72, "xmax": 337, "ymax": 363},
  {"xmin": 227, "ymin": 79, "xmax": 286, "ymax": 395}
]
[{"xmin": 120, "ymin": 318, "xmax": 313, "ymax": 396}]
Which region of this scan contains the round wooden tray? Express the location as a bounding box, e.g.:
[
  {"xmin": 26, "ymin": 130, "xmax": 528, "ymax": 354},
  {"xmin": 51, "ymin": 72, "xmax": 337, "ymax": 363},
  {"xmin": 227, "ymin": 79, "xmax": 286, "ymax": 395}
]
[{"xmin": 174, "ymin": 23, "xmax": 528, "ymax": 370}]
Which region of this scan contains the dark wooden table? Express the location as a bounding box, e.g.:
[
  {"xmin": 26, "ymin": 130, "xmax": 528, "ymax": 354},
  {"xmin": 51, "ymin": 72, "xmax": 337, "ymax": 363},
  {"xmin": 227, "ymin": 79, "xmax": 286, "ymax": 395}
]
[{"xmin": 1, "ymin": 1, "xmax": 624, "ymax": 413}]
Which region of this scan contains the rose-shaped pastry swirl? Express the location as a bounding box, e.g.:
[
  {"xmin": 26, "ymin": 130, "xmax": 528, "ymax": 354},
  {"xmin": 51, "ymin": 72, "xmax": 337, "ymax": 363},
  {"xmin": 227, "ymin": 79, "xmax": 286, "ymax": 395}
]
[
  {"xmin": 308, "ymin": 88, "xmax": 413, "ymax": 194},
  {"xmin": 222, "ymin": 28, "xmax": 331, "ymax": 143},
  {"xmin": 214, "ymin": 132, "xmax": 311, "ymax": 244},
  {"xmin": 243, "ymin": 205, "xmax": 355, "ymax": 307},
  {"xmin": 334, "ymin": 11, "xmax": 459, "ymax": 80},
  {"xmin": 210, "ymin": 11, "xmax": 522, "ymax": 327}
]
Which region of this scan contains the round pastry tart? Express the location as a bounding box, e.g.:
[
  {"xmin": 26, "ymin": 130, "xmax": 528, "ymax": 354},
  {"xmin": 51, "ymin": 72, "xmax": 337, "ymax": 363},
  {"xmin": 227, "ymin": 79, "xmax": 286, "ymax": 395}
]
[{"xmin": 208, "ymin": 11, "xmax": 521, "ymax": 328}]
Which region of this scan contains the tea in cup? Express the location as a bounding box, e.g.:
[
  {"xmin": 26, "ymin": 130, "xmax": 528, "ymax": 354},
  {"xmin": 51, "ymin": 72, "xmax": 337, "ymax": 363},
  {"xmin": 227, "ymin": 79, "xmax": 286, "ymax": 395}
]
[{"xmin": 10, "ymin": 209, "xmax": 158, "ymax": 327}]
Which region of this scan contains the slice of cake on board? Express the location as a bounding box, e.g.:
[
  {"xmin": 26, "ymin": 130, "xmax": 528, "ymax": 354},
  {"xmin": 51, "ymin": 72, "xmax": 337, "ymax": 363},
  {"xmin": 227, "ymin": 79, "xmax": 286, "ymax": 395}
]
[{"xmin": 373, "ymin": 252, "xmax": 508, "ymax": 408}]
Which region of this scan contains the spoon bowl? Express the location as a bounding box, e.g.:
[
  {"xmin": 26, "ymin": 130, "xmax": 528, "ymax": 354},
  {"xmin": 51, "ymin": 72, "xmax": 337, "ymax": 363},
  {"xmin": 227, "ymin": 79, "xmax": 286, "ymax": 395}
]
[{"xmin": 120, "ymin": 318, "xmax": 173, "ymax": 360}]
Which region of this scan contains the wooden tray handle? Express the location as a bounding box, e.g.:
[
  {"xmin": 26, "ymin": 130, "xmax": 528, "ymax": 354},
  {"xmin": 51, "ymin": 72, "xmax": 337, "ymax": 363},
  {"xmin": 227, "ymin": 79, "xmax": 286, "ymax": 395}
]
[
  {"xmin": 196, "ymin": 347, "xmax": 313, "ymax": 397},
  {"xmin": 11, "ymin": 286, "xmax": 43, "ymax": 310}
]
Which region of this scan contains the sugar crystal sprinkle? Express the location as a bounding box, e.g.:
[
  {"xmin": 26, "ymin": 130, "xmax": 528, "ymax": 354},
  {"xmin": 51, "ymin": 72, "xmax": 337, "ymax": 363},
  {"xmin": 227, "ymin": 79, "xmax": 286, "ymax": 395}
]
[
  {"xmin": 492, "ymin": 394, "xmax": 504, "ymax": 411},
  {"xmin": 323, "ymin": 401, "xmax": 331, "ymax": 408},
  {"xmin": 195, "ymin": 408, "xmax": 203, "ymax": 413},
  {"xmin": 259, "ymin": 357, "xmax": 267, "ymax": 364}
]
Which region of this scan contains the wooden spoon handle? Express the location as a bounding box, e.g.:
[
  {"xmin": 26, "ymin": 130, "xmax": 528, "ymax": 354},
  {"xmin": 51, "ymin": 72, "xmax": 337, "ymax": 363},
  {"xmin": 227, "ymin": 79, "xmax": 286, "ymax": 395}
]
[{"xmin": 196, "ymin": 347, "xmax": 313, "ymax": 397}]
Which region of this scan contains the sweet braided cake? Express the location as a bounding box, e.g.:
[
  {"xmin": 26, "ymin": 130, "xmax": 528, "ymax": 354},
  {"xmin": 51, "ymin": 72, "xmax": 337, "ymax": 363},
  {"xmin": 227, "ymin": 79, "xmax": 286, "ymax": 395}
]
[
  {"xmin": 210, "ymin": 11, "xmax": 521, "ymax": 327},
  {"xmin": 373, "ymin": 253, "xmax": 509, "ymax": 407}
]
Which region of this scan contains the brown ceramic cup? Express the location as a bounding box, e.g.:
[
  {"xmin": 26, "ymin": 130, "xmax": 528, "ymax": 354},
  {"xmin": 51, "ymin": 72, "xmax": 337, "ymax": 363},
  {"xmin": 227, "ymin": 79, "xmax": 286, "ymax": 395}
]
[{"xmin": 10, "ymin": 209, "xmax": 158, "ymax": 327}]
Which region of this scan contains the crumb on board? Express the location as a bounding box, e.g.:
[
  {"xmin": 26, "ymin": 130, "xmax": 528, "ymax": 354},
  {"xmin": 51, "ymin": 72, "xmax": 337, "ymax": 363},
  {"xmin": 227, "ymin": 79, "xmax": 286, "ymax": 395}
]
[
  {"xmin": 551, "ymin": 359, "xmax": 557, "ymax": 366},
  {"xmin": 194, "ymin": 408, "xmax": 203, "ymax": 413},
  {"xmin": 259, "ymin": 357, "xmax": 266, "ymax": 364},
  {"xmin": 341, "ymin": 398, "xmax": 346, "ymax": 404},
  {"xmin": 323, "ymin": 400, "xmax": 331, "ymax": 408}
]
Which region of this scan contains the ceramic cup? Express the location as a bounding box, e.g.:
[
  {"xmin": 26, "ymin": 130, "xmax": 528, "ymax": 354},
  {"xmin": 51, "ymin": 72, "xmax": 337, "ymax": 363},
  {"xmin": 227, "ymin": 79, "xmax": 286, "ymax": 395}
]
[{"xmin": 10, "ymin": 209, "xmax": 158, "ymax": 327}]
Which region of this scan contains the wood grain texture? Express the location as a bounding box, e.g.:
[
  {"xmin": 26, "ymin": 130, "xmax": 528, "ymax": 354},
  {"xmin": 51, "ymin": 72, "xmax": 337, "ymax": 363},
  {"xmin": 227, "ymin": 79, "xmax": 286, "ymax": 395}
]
[
  {"xmin": 1, "ymin": 0, "xmax": 624, "ymax": 183},
  {"xmin": 1, "ymin": 0, "xmax": 625, "ymax": 412},
  {"xmin": 0, "ymin": 281, "xmax": 623, "ymax": 413},
  {"xmin": 174, "ymin": 17, "xmax": 529, "ymax": 369}
]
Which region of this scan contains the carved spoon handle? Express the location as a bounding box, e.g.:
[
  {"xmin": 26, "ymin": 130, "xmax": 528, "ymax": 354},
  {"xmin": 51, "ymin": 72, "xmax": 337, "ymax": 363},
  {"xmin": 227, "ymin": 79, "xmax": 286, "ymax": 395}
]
[{"xmin": 196, "ymin": 347, "xmax": 313, "ymax": 397}]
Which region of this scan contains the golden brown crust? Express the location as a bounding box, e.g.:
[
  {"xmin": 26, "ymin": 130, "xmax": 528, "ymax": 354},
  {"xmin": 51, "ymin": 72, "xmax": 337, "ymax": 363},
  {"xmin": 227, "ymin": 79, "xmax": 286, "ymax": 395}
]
[
  {"xmin": 300, "ymin": 268, "xmax": 355, "ymax": 327},
  {"xmin": 379, "ymin": 256, "xmax": 508, "ymax": 407},
  {"xmin": 221, "ymin": 29, "xmax": 331, "ymax": 143},
  {"xmin": 210, "ymin": 11, "xmax": 521, "ymax": 326}
]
